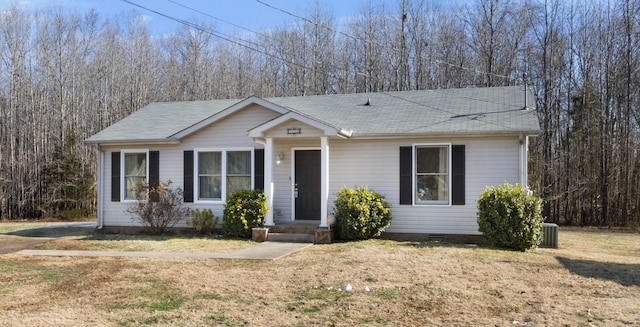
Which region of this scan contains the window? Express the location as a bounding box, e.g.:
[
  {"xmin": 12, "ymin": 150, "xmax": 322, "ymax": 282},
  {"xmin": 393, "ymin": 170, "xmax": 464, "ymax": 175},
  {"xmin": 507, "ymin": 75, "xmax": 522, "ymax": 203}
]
[
  {"xmin": 227, "ymin": 151, "xmax": 251, "ymax": 194},
  {"xmin": 195, "ymin": 149, "xmax": 252, "ymax": 201},
  {"xmin": 122, "ymin": 151, "xmax": 148, "ymax": 200},
  {"xmin": 198, "ymin": 152, "xmax": 222, "ymax": 200},
  {"xmin": 415, "ymin": 145, "xmax": 449, "ymax": 205}
]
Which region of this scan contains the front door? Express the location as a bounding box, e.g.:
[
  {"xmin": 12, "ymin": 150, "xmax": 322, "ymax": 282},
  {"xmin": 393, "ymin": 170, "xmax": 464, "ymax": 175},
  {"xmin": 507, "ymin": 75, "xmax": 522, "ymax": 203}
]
[{"xmin": 294, "ymin": 150, "xmax": 321, "ymax": 220}]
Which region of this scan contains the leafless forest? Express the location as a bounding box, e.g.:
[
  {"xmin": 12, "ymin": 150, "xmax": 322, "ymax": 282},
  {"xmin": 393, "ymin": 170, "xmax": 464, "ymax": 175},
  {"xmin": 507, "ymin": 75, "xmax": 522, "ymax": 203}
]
[{"xmin": 0, "ymin": 0, "xmax": 639, "ymax": 227}]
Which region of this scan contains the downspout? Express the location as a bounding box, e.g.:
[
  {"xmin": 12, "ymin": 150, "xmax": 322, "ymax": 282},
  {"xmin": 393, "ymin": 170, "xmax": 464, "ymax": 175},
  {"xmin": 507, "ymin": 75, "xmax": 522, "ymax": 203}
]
[
  {"xmin": 96, "ymin": 146, "xmax": 104, "ymax": 229},
  {"xmin": 524, "ymin": 135, "xmax": 530, "ymax": 188},
  {"xmin": 518, "ymin": 134, "xmax": 527, "ymax": 187}
]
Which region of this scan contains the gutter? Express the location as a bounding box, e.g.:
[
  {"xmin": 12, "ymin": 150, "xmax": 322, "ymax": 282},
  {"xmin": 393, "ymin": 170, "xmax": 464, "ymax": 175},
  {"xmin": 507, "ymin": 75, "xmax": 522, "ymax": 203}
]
[
  {"xmin": 83, "ymin": 138, "xmax": 181, "ymax": 146},
  {"xmin": 345, "ymin": 130, "xmax": 541, "ymax": 140}
]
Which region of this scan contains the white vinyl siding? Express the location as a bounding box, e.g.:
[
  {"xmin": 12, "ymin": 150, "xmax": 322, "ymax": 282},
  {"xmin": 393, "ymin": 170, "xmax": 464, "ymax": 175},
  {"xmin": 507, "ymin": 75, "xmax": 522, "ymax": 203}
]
[{"xmin": 324, "ymin": 137, "xmax": 520, "ymax": 235}]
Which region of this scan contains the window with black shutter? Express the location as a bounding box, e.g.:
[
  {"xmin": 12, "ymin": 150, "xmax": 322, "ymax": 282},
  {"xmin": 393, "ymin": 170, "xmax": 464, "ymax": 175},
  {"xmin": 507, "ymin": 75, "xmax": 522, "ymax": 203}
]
[{"xmin": 399, "ymin": 144, "xmax": 465, "ymax": 205}]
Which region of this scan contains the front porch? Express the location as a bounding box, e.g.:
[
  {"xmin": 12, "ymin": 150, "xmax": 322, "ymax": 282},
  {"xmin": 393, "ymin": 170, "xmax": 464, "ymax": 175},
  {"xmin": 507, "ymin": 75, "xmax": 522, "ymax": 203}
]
[
  {"xmin": 260, "ymin": 137, "xmax": 332, "ymax": 229},
  {"xmin": 249, "ymin": 111, "xmax": 351, "ymax": 231}
]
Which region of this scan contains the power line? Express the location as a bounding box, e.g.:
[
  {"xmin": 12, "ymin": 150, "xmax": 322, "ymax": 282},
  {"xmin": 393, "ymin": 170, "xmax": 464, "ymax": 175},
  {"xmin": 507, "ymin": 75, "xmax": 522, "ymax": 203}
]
[
  {"xmin": 167, "ymin": 0, "xmax": 266, "ymax": 38},
  {"xmin": 121, "ymin": 0, "xmax": 317, "ymax": 77},
  {"xmin": 125, "ymin": 0, "xmax": 368, "ymax": 90},
  {"xmin": 255, "ymin": 0, "xmax": 513, "ymax": 82}
]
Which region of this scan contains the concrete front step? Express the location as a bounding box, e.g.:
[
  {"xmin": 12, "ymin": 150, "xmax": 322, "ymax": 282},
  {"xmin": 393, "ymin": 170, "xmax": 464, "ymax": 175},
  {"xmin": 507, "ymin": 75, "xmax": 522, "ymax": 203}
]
[
  {"xmin": 252, "ymin": 225, "xmax": 334, "ymax": 244},
  {"xmin": 267, "ymin": 232, "xmax": 315, "ymax": 243},
  {"xmin": 268, "ymin": 225, "xmax": 319, "ymax": 233}
]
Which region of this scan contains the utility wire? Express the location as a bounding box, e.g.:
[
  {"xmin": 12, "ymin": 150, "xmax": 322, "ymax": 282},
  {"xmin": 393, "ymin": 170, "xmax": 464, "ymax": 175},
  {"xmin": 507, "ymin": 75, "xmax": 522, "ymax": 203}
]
[
  {"xmin": 122, "ymin": 0, "xmax": 319, "ymax": 77},
  {"xmin": 255, "ymin": 0, "xmax": 513, "ymax": 82},
  {"xmin": 142, "ymin": 0, "xmax": 368, "ymax": 81},
  {"xmin": 167, "ymin": 0, "xmax": 266, "ymax": 38}
]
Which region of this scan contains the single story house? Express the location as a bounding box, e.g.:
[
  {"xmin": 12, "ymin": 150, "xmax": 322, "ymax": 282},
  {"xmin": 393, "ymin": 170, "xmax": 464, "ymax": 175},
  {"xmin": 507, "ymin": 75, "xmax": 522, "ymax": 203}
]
[{"xmin": 85, "ymin": 86, "xmax": 540, "ymax": 236}]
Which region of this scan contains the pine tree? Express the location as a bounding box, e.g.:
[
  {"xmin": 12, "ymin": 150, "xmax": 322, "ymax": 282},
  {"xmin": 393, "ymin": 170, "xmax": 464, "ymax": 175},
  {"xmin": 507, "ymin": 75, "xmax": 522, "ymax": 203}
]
[{"xmin": 41, "ymin": 128, "xmax": 94, "ymax": 220}]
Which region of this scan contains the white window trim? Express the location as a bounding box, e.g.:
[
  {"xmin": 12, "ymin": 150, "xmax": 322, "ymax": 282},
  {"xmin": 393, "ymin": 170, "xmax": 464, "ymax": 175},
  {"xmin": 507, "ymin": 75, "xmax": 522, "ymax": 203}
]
[
  {"xmin": 412, "ymin": 143, "xmax": 452, "ymax": 206},
  {"xmin": 194, "ymin": 148, "xmax": 254, "ymax": 203},
  {"xmin": 121, "ymin": 149, "xmax": 149, "ymax": 203}
]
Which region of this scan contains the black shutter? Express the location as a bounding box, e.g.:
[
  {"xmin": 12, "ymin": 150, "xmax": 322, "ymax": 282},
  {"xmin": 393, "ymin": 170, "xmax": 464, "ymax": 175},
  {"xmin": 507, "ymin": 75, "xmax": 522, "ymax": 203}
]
[
  {"xmin": 254, "ymin": 149, "xmax": 264, "ymax": 190},
  {"xmin": 183, "ymin": 151, "xmax": 194, "ymax": 203},
  {"xmin": 149, "ymin": 151, "xmax": 160, "ymax": 202},
  {"xmin": 451, "ymin": 145, "xmax": 465, "ymax": 205},
  {"xmin": 111, "ymin": 152, "xmax": 121, "ymax": 202},
  {"xmin": 399, "ymin": 146, "xmax": 412, "ymax": 205}
]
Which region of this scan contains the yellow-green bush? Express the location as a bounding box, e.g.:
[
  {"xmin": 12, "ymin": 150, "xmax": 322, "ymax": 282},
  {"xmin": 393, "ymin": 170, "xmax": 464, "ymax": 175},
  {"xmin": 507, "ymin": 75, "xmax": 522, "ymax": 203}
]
[
  {"xmin": 477, "ymin": 183, "xmax": 543, "ymax": 251},
  {"xmin": 333, "ymin": 186, "xmax": 391, "ymax": 241},
  {"xmin": 222, "ymin": 190, "xmax": 267, "ymax": 238}
]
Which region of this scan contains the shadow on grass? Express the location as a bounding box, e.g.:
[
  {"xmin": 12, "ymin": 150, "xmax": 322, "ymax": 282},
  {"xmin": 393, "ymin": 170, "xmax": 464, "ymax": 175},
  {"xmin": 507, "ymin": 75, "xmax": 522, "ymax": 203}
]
[
  {"xmin": 4, "ymin": 223, "xmax": 224, "ymax": 241},
  {"xmin": 6, "ymin": 223, "xmax": 96, "ymax": 238},
  {"xmin": 556, "ymin": 256, "xmax": 640, "ymax": 287}
]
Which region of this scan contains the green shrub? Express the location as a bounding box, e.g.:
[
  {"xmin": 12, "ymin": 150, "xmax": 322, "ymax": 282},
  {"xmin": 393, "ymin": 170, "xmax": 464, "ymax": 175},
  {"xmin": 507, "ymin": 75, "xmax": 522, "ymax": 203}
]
[
  {"xmin": 333, "ymin": 186, "xmax": 392, "ymax": 241},
  {"xmin": 222, "ymin": 190, "xmax": 267, "ymax": 238},
  {"xmin": 477, "ymin": 182, "xmax": 544, "ymax": 251},
  {"xmin": 186, "ymin": 209, "xmax": 219, "ymax": 235}
]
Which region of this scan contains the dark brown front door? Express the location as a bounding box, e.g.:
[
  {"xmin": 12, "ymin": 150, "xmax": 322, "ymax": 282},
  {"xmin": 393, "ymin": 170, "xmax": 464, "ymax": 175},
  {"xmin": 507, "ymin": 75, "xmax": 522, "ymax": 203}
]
[{"xmin": 295, "ymin": 150, "xmax": 321, "ymax": 220}]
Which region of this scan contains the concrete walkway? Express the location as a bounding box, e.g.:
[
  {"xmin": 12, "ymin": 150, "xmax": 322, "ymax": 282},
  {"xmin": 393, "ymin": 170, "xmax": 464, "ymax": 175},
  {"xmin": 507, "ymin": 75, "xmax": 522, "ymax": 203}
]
[{"xmin": 17, "ymin": 241, "xmax": 313, "ymax": 261}]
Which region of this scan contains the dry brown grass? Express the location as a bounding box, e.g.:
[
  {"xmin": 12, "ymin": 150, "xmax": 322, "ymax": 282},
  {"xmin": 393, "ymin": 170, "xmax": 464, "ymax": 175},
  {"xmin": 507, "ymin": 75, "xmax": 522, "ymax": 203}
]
[
  {"xmin": 0, "ymin": 224, "xmax": 638, "ymax": 326},
  {"xmin": 32, "ymin": 234, "xmax": 252, "ymax": 253}
]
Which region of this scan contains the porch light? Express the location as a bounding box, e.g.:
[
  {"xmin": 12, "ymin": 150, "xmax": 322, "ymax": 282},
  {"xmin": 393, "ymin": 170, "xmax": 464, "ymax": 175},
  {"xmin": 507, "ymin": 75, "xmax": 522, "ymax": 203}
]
[{"xmin": 276, "ymin": 152, "xmax": 285, "ymax": 164}]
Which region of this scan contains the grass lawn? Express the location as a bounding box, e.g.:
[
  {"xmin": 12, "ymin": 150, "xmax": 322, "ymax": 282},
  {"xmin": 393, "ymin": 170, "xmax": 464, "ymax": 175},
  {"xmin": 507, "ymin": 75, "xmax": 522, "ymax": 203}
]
[{"xmin": 0, "ymin": 223, "xmax": 638, "ymax": 326}]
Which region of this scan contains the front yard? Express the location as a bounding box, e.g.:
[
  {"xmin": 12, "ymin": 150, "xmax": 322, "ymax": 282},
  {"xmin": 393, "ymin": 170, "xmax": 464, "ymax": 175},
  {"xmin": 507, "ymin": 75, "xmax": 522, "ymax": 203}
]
[{"xmin": 0, "ymin": 223, "xmax": 638, "ymax": 326}]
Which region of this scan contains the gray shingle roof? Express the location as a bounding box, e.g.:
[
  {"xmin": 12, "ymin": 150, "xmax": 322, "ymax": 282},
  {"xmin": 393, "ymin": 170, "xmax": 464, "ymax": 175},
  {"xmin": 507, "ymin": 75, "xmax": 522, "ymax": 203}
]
[{"xmin": 85, "ymin": 86, "xmax": 540, "ymax": 144}]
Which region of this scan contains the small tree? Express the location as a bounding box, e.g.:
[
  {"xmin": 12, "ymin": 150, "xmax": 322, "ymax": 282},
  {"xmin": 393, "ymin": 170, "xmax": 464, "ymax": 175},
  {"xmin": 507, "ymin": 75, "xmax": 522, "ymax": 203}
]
[
  {"xmin": 126, "ymin": 180, "xmax": 189, "ymax": 235},
  {"xmin": 333, "ymin": 186, "xmax": 392, "ymax": 241},
  {"xmin": 41, "ymin": 128, "xmax": 94, "ymax": 220},
  {"xmin": 222, "ymin": 190, "xmax": 267, "ymax": 238},
  {"xmin": 477, "ymin": 183, "xmax": 544, "ymax": 251}
]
